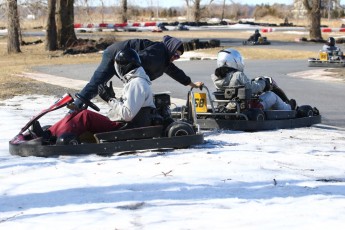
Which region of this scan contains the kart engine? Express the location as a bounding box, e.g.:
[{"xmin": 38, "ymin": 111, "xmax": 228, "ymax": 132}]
[{"xmin": 153, "ymin": 93, "xmax": 171, "ymax": 119}]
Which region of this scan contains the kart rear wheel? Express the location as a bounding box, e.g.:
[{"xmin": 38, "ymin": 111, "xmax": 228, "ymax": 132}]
[
  {"xmin": 166, "ymin": 121, "xmax": 195, "ymax": 138},
  {"xmin": 297, "ymin": 105, "xmax": 314, "ymax": 118}
]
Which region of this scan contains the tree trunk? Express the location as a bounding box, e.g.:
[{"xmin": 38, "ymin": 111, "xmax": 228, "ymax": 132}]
[
  {"xmin": 7, "ymin": 0, "xmax": 21, "ymax": 54},
  {"xmin": 303, "ymin": 0, "xmax": 323, "ymax": 41},
  {"xmin": 15, "ymin": 8, "xmax": 22, "ymax": 45},
  {"xmin": 45, "ymin": 0, "xmax": 57, "ymax": 51},
  {"xmin": 121, "ymin": 0, "xmax": 127, "ymax": 23},
  {"xmin": 193, "ymin": 0, "xmax": 201, "ymax": 22},
  {"xmin": 56, "ymin": 0, "xmax": 77, "ymax": 49}
]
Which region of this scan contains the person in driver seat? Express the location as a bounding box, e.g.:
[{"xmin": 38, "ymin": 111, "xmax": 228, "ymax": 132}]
[
  {"xmin": 248, "ymin": 29, "xmax": 262, "ymax": 42},
  {"xmin": 46, "ymin": 48, "xmax": 156, "ymax": 144},
  {"xmin": 322, "ymin": 37, "xmax": 343, "ymax": 59},
  {"xmin": 211, "ymin": 48, "xmax": 296, "ymax": 111}
]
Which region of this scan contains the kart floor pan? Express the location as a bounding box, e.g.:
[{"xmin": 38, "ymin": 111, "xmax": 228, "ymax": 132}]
[
  {"xmin": 308, "ymin": 61, "xmax": 345, "ymax": 68},
  {"xmin": 9, "ymin": 134, "xmax": 204, "ymax": 157},
  {"xmin": 196, "ymin": 115, "xmax": 321, "ymax": 131}
]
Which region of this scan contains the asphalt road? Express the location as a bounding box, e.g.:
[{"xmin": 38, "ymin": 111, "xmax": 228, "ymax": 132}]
[{"xmin": 33, "ymin": 56, "xmax": 344, "ymax": 128}]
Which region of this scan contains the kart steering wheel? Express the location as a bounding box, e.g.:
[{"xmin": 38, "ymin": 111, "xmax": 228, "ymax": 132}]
[{"xmin": 75, "ymin": 93, "xmax": 100, "ymax": 112}]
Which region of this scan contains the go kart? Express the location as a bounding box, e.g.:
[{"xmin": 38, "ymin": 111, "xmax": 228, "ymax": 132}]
[
  {"xmin": 308, "ymin": 50, "xmax": 345, "ymax": 67},
  {"xmin": 9, "ymin": 93, "xmax": 204, "ymax": 157},
  {"xmin": 242, "ymin": 37, "xmax": 271, "ymax": 46},
  {"xmin": 172, "ymin": 84, "xmax": 321, "ymax": 131}
]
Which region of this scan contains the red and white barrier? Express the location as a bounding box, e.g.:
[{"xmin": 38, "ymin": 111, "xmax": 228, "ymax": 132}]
[
  {"xmin": 74, "ymin": 22, "xmax": 158, "ymax": 29},
  {"xmin": 260, "ymin": 27, "xmax": 345, "ymax": 33},
  {"xmin": 261, "ymin": 28, "xmax": 275, "ymax": 33},
  {"xmin": 321, "ymin": 27, "xmax": 345, "ymax": 32},
  {"xmin": 74, "ymin": 23, "xmax": 345, "ymax": 33}
]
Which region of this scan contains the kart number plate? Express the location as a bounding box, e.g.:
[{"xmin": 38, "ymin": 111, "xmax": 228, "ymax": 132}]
[
  {"xmin": 194, "ymin": 92, "xmax": 207, "ymax": 113},
  {"xmin": 319, "ymin": 52, "xmax": 328, "ymax": 61}
]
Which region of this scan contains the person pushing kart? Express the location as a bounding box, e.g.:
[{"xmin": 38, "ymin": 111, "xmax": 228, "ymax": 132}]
[{"xmin": 71, "ymin": 35, "xmax": 204, "ymax": 110}]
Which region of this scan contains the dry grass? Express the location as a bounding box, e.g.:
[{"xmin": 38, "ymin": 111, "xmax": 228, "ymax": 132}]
[{"xmin": 0, "ymin": 37, "xmax": 102, "ymax": 99}]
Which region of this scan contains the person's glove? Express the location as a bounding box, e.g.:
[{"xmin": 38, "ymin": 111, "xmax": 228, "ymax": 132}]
[
  {"xmin": 253, "ymin": 76, "xmax": 273, "ymax": 92},
  {"xmin": 263, "ymin": 77, "xmax": 273, "ymax": 92},
  {"xmin": 67, "ymin": 98, "xmax": 84, "ymax": 114},
  {"xmin": 98, "ymin": 81, "xmax": 116, "ymax": 102}
]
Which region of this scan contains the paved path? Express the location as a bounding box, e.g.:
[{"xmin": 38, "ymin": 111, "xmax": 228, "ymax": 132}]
[{"xmin": 28, "ymin": 57, "xmax": 345, "ymax": 128}]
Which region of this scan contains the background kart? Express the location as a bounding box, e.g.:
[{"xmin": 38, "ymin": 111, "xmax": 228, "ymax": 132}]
[
  {"xmin": 242, "ymin": 37, "xmax": 271, "ymax": 46},
  {"xmin": 308, "ymin": 50, "xmax": 345, "ymax": 67},
  {"xmin": 172, "ymin": 85, "xmax": 321, "ymax": 131},
  {"xmin": 9, "ymin": 93, "xmax": 204, "ymax": 157}
]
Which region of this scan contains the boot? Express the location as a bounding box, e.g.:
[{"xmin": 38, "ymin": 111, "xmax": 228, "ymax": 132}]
[
  {"xmin": 30, "ymin": 121, "xmax": 44, "ymax": 137},
  {"xmin": 289, "ymin": 99, "xmax": 297, "ymax": 110}
]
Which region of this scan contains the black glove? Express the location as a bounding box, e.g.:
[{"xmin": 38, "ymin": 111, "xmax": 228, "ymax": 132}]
[
  {"xmin": 263, "ymin": 77, "xmax": 272, "ymax": 92},
  {"xmin": 98, "ymin": 81, "xmax": 115, "ymax": 102},
  {"xmin": 67, "ymin": 98, "xmax": 84, "ymax": 114}
]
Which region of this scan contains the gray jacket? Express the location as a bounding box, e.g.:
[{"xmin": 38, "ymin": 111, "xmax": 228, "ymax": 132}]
[
  {"xmin": 107, "ymin": 67, "xmax": 155, "ymax": 121},
  {"xmin": 322, "ymin": 44, "xmax": 341, "ymax": 53},
  {"xmin": 211, "ymin": 70, "xmax": 266, "ymax": 95}
]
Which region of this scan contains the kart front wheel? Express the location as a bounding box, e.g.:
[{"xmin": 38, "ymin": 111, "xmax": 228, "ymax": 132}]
[
  {"xmin": 56, "ymin": 133, "xmax": 80, "ymax": 145},
  {"xmin": 297, "ymin": 105, "xmax": 314, "ymax": 118}
]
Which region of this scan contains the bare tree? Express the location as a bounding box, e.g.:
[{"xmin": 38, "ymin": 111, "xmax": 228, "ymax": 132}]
[
  {"xmin": 121, "ymin": 0, "xmax": 127, "ymax": 23},
  {"xmin": 20, "ymin": 0, "xmax": 47, "ymax": 20},
  {"xmin": 185, "ymin": 0, "xmax": 215, "ymax": 22},
  {"xmin": 193, "ymin": 0, "xmax": 201, "ymax": 22},
  {"xmin": 56, "ymin": 0, "xmax": 77, "ymax": 48},
  {"xmin": 303, "ymin": 0, "xmax": 323, "ymax": 40},
  {"xmin": 45, "ymin": 0, "xmax": 57, "ymax": 51},
  {"xmin": 78, "ymin": 0, "xmax": 93, "ymax": 22},
  {"xmin": 7, "ymin": 0, "xmax": 21, "ymax": 53}
]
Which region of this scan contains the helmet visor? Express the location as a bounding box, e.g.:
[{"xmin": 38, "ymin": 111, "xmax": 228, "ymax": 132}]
[{"xmin": 115, "ymin": 61, "xmax": 124, "ymax": 80}]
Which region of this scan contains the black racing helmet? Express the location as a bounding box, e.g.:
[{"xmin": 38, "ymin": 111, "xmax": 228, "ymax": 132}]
[
  {"xmin": 114, "ymin": 48, "xmax": 141, "ymax": 81},
  {"xmin": 328, "ymin": 37, "xmax": 335, "ymax": 46}
]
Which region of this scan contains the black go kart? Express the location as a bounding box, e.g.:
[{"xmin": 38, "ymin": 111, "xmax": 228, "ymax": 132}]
[
  {"xmin": 242, "ymin": 37, "xmax": 271, "ymax": 46},
  {"xmin": 308, "ymin": 50, "xmax": 345, "ymax": 67},
  {"xmin": 172, "ymin": 84, "xmax": 321, "ymax": 131},
  {"xmin": 9, "ymin": 93, "xmax": 204, "ymax": 157}
]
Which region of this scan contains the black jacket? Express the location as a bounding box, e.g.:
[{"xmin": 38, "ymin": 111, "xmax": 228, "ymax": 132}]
[{"xmin": 79, "ymin": 38, "xmax": 191, "ymax": 100}]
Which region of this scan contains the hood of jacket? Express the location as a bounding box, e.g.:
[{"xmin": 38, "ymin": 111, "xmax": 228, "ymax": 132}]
[
  {"xmin": 162, "ymin": 35, "xmax": 183, "ymax": 58},
  {"xmin": 123, "ymin": 66, "xmax": 152, "ymax": 85}
]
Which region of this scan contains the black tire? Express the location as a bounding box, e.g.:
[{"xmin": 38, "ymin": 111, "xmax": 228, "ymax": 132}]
[
  {"xmin": 297, "ymin": 105, "xmax": 314, "ymax": 118},
  {"xmin": 56, "ymin": 133, "xmax": 80, "ymax": 145},
  {"xmin": 166, "ymin": 121, "xmax": 195, "ymax": 138},
  {"xmin": 246, "ymin": 109, "xmax": 265, "ymax": 121}
]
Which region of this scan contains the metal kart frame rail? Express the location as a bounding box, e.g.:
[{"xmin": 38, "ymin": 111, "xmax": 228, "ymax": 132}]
[
  {"xmin": 172, "ymin": 85, "xmax": 321, "ymax": 131},
  {"xmin": 9, "ymin": 92, "xmax": 205, "ymax": 157},
  {"xmin": 173, "ymin": 85, "xmax": 249, "ymax": 121},
  {"xmin": 308, "ymin": 50, "xmax": 345, "ymax": 67}
]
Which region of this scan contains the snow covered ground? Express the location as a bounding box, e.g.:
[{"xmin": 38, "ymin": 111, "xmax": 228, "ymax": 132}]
[{"xmin": 1, "ymin": 94, "xmax": 345, "ymax": 229}]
